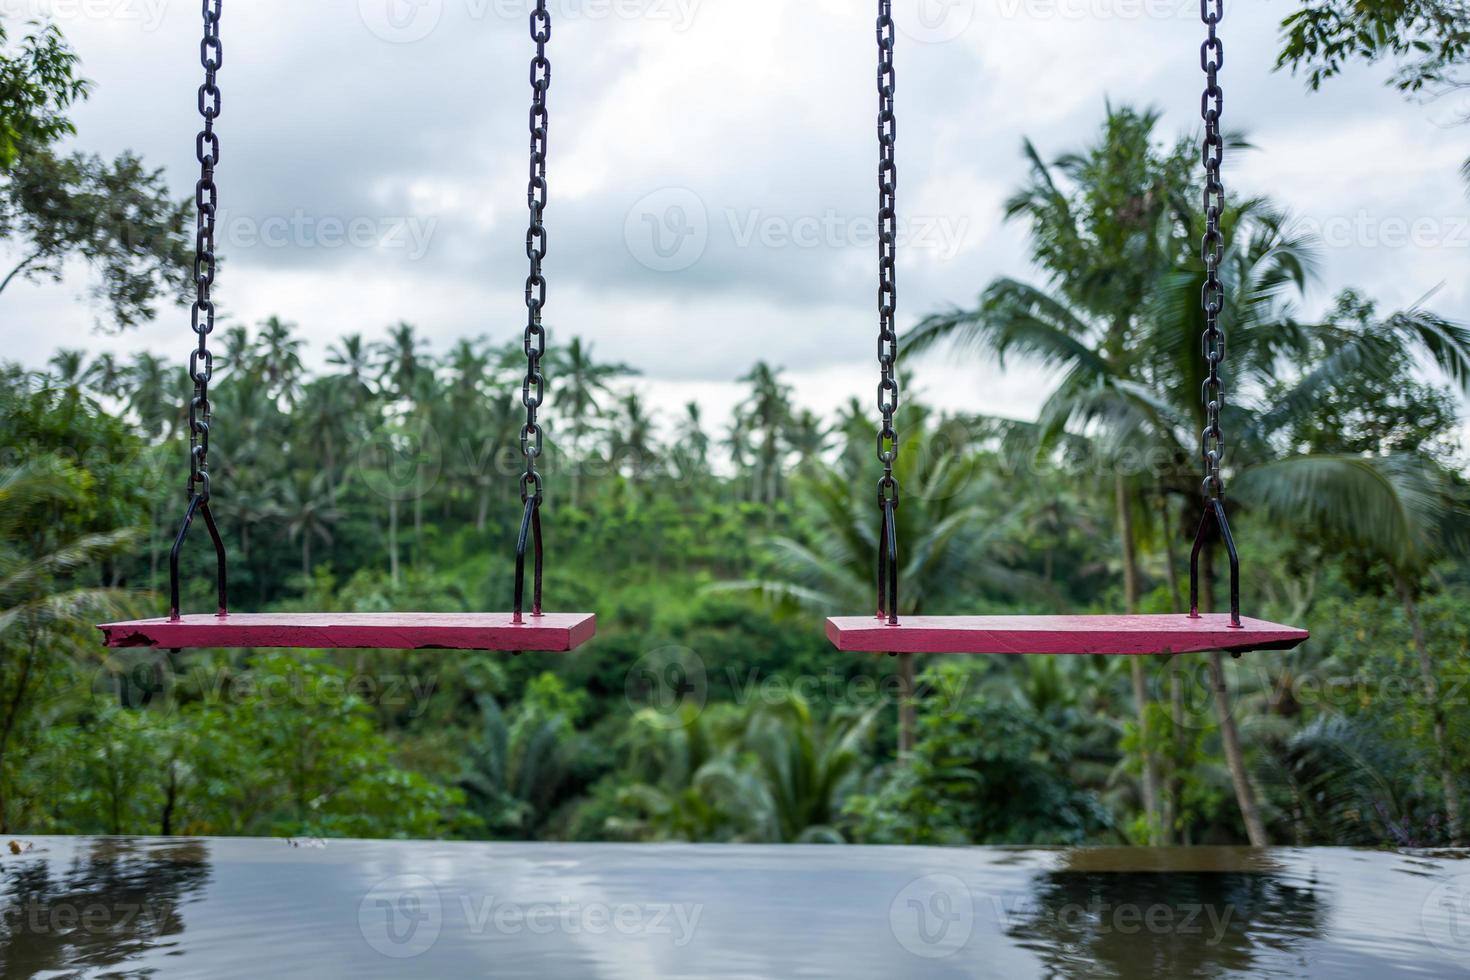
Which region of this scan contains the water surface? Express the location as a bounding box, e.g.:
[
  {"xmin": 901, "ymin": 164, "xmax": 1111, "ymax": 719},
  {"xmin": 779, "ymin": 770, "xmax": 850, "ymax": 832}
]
[{"xmin": 2, "ymin": 837, "xmax": 1467, "ymax": 978}]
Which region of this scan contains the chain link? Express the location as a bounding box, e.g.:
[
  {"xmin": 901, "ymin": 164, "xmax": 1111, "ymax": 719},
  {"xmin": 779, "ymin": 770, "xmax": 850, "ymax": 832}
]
[
  {"xmin": 875, "ymin": 0, "xmax": 900, "ymax": 621},
  {"xmin": 188, "ymin": 0, "xmax": 222, "ymax": 503},
  {"xmin": 1199, "ymin": 0, "xmax": 1226, "ymax": 501},
  {"xmin": 521, "ymin": 0, "xmax": 551, "ymax": 505}
]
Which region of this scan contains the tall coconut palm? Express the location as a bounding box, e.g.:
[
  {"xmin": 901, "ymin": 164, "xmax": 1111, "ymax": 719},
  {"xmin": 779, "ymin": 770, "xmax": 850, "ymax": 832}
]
[
  {"xmin": 326, "ymin": 333, "xmax": 376, "ymax": 410},
  {"xmin": 607, "ymin": 392, "xmax": 658, "ymax": 485},
  {"xmin": 374, "ymin": 323, "xmax": 435, "ymax": 569},
  {"xmin": 548, "ymin": 338, "xmax": 637, "ymax": 508},
  {"xmin": 124, "ymin": 351, "xmax": 179, "ymax": 440},
  {"xmin": 738, "ymin": 362, "xmax": 793, "ymax": 504},
  {"xmin": 253, "ymin": 316, "xmax": 305, "ymax": 407},
  {"xmin": 672, "ymin": 401, "xmax": 712, "ymax": 487},
  {"xmin": 276, "ymin": 474, "xmax": 342, "ymax": 581},
  {"xmin": 902, "ymin": 105, "xmax": 1317, "ymax": 845}
]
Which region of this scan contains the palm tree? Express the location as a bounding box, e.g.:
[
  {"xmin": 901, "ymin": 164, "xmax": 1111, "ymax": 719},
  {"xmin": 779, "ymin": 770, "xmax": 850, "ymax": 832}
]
[
  {"xmin": 548, "ymin": 338, "xmax": 637, "ymax": 507},
  {"xmin": 124, "ymin": 351, "xmax": 179, "ymax": 440},
  {"xmin": 375, "ymin": 323, "xmax": 435, "ymax": 569},
  {"xmin": 785, "ymin": 409, "xmax": 830, "ymax": 472},
  {"xmin": 738, "ymin": 362, "xmax": 792, "ymax": 504},
  {"xmin": 607, "ymin": 392, "xmax": 658, "ymax": 486},
  {"xmin": 276, "ymin": 474, "xmax": 342, "ymax": 580},
  {"xmin": 326, "ymin": 332, "xmax": 376, "ymax": 409},
  {"xmin": 253, "ymin": 316, "xmax": 305, "ymax": 407},
  {"xmin": 900, "ymin": 106, "xmax": 1324, "ymax": 845},
  {"xmin": 737, "ymin": 696, "xmax": 878, "ymax": 842},
  {"xmin": 673, "ymin": 401, "xmax": 711, "ymax": 485},
  {"xmin": 47, "ymin": 349, "xmax": 87, "ymax": 395},
  {"xmin": 84, "ymin": 352, "xmax": 126, "ymax": 401},
  {"xmin": 376, "ymin": 322, "xmax": 429, "ymax": 407}
]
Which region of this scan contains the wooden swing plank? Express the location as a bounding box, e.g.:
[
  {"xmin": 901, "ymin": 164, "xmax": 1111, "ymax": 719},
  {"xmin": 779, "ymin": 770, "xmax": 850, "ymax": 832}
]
[
  {"xmin": 825, "ymin": 613, "xmax": 1307, "ymax": 656},
  {"xmin": 98, "ymin": 612, "xmax": 597, "ymax": 651}
]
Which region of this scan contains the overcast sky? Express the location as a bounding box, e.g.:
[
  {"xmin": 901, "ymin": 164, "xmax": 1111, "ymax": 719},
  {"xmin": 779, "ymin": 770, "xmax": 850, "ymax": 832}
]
[{"xmin": 4, "ymin": 0, "xmax": 1468, "ymax": 434}]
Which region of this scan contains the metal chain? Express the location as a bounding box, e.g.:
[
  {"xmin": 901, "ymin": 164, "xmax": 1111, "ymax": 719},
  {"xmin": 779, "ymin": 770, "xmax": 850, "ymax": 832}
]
[
  {"xmin": 521, "ymin": 0, "xmax": 551, "ymax": 506},
  {"xmin": 875, "ymin": 1, "xmax": 900, "ymax": 623},
  {"xmin": 188, "ymin": 0, "xmax": 223, "ymax": 504},
  {"xmin": 1199, "ymin": 0, "xmax": 1226, "ymax": 501}
]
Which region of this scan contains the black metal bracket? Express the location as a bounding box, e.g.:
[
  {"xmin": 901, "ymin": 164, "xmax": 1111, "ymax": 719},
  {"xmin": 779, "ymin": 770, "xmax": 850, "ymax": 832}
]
[
  {"xmin": 1189, "ymin": 497, "xmax": 1241, "ymax": 628},
  {"xmin": 513, "ymin": 496, "xmax": 544, "ymax": 624},
  {"xmin": 168, "ymin": 492, "xmax": 228, "ymax": 622}
]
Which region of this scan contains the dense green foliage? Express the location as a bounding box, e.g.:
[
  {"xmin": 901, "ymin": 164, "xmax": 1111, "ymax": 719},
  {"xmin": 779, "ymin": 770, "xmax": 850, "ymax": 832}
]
[
  {"xmin": 1276, "ymin": 0, "xmax": 1470, "ymax": 95},
  {"xmin": 1, "ymin": 14, "xmax": 1467, "ymax": 847}
]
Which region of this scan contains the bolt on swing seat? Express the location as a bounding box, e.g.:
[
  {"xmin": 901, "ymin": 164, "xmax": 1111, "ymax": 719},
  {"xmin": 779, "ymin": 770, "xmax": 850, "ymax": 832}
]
[
  {"xmin": 98, "ymin": 2, "xmax": 594, "ymax": 653},
  {"xmin": 829, "ymin": 3, "xmax": 1307, "ymax": 661}
]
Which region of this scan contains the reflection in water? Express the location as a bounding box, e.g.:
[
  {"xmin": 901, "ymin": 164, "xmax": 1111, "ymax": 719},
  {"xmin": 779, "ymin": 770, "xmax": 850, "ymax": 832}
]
[
  {"xmin": 0, "ymin": 838, "xmax": 210, "ymax": 979},
  {"xmin": 1005, "ymin": 865, "xmax": 1326, "ymax": 978},
  {"xmin": 0, "ymin": 839, "xmax": 1465, "ymax": 979}
]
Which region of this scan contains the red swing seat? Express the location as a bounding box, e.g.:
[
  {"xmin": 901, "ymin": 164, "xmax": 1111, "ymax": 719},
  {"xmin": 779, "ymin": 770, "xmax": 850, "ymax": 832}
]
[
  {"xmin": 97, "ymin": 612, "xmax": 596, "ymax": 652},
  {"xmin": 826, "ymin": 613, "xmax": 1306, "ymax": 657}
]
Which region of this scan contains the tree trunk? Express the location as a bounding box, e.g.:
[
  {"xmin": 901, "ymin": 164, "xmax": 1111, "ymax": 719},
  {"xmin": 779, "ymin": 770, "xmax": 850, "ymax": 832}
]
[
  {"xmin": 0, "ymin": 630, "xmax": 39, "ymax": 833},
  {"xmin": 1396, "ymin": 572, "xmax": 1465, "ymax": 845},
  {"xmin": 476, "ymin": 482, "xmax": 490, "ymax": 533},
  {"xmin": 388, "ymin": 499, "xmax": 400, "ymax": 586},
  {"xmin": 1203, "ymin": 546, "xmax": 1268, "ymax": 846},
  {"xmin": 413, "ymin": 476, "xmax": 424, "ymax": 570},
  {"xmin": 896, "ymin": 653, "xmax": 916, "ymax": 758},
  {"xmin": 302, "ymin": 534, "xmax": 311, "ymax": 581},
  {"xmin": 1118, "ymin": 474, "xmax": 1164, "ymax": 843},
  {"xmin": 1160, "ymin": 486, "xmax": 1187, "ymax": 843}
]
